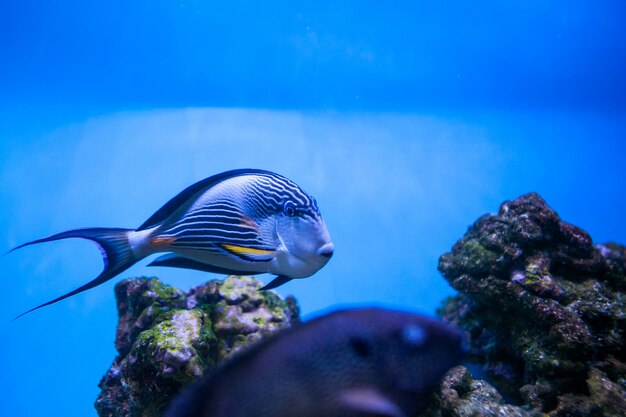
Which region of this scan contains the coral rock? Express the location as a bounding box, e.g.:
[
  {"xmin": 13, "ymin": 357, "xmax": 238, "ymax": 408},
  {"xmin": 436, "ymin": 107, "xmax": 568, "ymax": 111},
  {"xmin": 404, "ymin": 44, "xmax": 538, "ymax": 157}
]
[
  {"xmin": 421, "ymin": 366, "xmax": 541, "ymax": 417},
  {"xmin": 95, "ymin": 275, "xmax": 299, "ymax": 417},
  {"xmin": 438, "ymin": 193, "xmax": 626, "ymax": 415}
]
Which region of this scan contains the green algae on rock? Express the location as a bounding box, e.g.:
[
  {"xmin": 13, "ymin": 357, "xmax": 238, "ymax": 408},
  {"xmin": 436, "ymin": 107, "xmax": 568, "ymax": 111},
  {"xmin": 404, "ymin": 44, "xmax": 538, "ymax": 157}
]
[
  {"xmin": 438, "ymin": 193, "xmax": 626, "ymax": 416},
  {"xmin": 95, "ymin": 275, "xmax": 299, "ymax": 417},
  {"xmin": 114, "ymin": 277, "xmax": 188, "ymax": 357}
]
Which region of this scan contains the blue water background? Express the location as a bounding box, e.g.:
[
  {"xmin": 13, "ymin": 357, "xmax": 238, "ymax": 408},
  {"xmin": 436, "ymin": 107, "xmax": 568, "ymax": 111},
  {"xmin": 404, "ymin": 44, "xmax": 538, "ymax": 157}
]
[{"xmin": 1, "ymin": 2, "xmax": 625, "ymax": 416}]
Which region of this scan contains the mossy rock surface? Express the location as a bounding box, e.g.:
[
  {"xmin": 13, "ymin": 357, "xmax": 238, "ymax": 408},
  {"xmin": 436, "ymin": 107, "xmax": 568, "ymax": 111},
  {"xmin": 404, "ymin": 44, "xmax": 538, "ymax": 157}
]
[
  {"xmin": 421, "ymin": 366, "xmax": 542, "ymax": 417},
  {"xmin": 95, "ymin": 275, "xmax": 299, "ymax": 417},
  {"xmin": 438, "ymin": 193, "xmax": 626, "ymax": 416}
]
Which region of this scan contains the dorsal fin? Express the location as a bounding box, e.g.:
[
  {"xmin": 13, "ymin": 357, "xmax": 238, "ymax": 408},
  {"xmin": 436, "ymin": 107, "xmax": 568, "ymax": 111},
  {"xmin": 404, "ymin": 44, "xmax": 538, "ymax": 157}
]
[{"xmin": 136, "ymin": 168, "xmax": 277, "ymax": 231}]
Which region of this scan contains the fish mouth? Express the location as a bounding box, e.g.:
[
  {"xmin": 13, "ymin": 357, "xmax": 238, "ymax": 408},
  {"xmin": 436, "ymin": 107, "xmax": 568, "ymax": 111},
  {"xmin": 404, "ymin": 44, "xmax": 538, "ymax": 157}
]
[
  {"xmin": 317, "ymin": 242, "xmax": 335, "ymax": 259},
  {"xmin": 289, "ymin": 245, "xmax": 332, "ymax": 265},
  {"xmin": 275, "ymin": 229, "xmax": 333, "ymax": 273}
]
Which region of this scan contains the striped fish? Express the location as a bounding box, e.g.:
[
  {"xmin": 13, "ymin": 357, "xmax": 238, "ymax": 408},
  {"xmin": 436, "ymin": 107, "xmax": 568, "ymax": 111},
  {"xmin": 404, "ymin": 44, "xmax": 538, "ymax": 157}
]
[{"xmin": 11, "ymin": 169, "xmax": 334, "ymax": 318}]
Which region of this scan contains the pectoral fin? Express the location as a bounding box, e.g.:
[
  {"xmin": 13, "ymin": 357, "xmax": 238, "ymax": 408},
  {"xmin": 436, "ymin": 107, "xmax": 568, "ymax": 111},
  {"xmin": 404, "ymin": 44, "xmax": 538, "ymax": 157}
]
[
  {"xmin": 220, "ymin": 244, "xmax": 276, "ymax": 262},
  {"xmin": 339, "ymin": 388, "xmax": 406, "ymax": 417}
]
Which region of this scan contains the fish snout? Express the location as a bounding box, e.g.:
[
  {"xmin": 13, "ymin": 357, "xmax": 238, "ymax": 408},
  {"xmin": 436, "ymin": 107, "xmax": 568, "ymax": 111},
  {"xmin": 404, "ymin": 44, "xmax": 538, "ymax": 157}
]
[{"xmin": 317, "ymin": 242, "xmax": 335, "ymax": 259}]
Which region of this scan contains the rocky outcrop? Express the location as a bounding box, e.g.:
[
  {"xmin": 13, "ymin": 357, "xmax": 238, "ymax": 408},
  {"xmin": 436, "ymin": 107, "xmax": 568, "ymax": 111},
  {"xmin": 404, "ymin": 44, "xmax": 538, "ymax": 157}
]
[
  {"xmin": 422, "ymin": 366, "xmax": 541, "ymax": 417},
  {"xmin": 438, "ymin": 193, "xmax": 626, "ymax": 416},
  {"xmin": 95, "ymin": 275, "xmax": 299, "ymax": 417}
]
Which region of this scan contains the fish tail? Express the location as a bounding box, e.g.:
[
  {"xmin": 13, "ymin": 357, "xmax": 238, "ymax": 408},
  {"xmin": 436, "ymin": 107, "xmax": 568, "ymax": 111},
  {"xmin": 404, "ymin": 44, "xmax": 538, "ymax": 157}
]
[{"xmin": 11, "ymin": 227, "xmax": 140, "ymax": 319}]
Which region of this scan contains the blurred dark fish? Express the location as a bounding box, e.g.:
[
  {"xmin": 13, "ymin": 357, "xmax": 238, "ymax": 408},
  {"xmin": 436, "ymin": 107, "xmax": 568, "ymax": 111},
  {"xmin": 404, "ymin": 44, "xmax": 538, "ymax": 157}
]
[
  {"xmin": 164, "ymin": 307, "xmax": 465, "ymax": 417},
  {"xmin": 10, "ymin": 169, "xmax": 333, "ymax": 318}
]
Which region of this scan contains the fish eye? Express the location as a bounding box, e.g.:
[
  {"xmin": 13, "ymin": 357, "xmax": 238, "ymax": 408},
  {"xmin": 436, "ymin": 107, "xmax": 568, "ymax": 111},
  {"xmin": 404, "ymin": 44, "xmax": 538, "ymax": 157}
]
[
  {"xmin": 349, "ymin": 336, "xmax": 372, "ymax": 358},
  {"xmin": 283, "ymin": 201, "xmax": 297, "ymax": 217}
]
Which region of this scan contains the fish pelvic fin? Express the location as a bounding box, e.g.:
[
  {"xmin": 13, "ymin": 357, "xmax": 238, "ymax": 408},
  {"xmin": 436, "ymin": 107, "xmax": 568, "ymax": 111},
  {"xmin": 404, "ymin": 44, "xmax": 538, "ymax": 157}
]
[
  {"xmin": 259, "ymin": 275, "xmax": 292, "ymax": 291},
  {"xmin": 11, "ymin": 227, "xmax": 140, "ymax": 319}
]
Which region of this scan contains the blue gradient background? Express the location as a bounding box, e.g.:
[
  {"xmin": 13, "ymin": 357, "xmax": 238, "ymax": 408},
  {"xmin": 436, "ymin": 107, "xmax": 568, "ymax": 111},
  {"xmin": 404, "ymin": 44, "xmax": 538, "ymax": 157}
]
[{"xmin": 1, "ymin": 2, "xmax": 625, "ymax": 416}]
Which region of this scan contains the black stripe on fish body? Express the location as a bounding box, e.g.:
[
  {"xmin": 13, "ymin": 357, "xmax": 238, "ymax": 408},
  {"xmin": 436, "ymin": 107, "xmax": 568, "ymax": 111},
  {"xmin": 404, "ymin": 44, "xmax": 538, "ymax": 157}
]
[
  {"xmin": 262, "ymin": 174, "xmax": 309, "ymax": 205},
  {"xmin": 254, "ymin": 175, "xmax": 320, "ymax": 215},
  {"xmin": 162, "ymin": 222, "xmax": 250, "ymax": 237},
  {"xmin": 247, "ymin": 176, "xmax": 310, "ymax": 207},
  {"xmin": 166, "ymin": 201, "xmax": 250, "ymax": 228},
  {"xmin": 170, "ymin": 211, "xmax": 244, "ymax": 228},
  {"xmin": 165, "ymin": 224, "xmax": 270, "ymax": 250},
  {"xmin": 240, "ymin": 187, "xmax": 281, "ymax": 220},
  {"xmin": 166, "ymin": 215, "xmax": 257, "ymax": 234},
  {"xmin": 164, "ymin": 308, "xmax": 465, "ymax": 417},
  {"xmin": 158, "ymin": 204, "xmax": 272, "ymax": 252},
  {"xmin": 253, "ymin": 182, "xmax": 307, "ymax": 209},
  {"xmin": 166, "ymin": 226, "xmax": 260, "ymax": 242},
  {"xmin": 188, "ymin": 200, "xmax": 242, "ymax": 213},
  {"xmin": 163, "ymin": 218, "xmax": 261, "ymax": 243},
  {"xmin": 251, "ymin": 181, "xmax": 295, "ymax": 204},
  {"xmin": 173, "ymin": 211, "xmax": 244, "ymax": 224},
  {"xmin": 246, "ymin": 185, "xmax": 320, "ymax": 222}
]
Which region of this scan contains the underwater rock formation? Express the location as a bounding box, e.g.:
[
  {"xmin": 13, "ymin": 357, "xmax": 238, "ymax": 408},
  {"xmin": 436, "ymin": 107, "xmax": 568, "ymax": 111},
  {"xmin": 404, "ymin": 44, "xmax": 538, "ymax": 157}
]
[
  {"xmin": 95, "ymin": 275, "xmax": 299, "ymax": 417},
  {"xmin": 438, "ymin": 193, "xmax": 626, "ymax": 416},
  {"xmin": 422, "ymin": 366, "xmax": 541, "ymax": 417}
]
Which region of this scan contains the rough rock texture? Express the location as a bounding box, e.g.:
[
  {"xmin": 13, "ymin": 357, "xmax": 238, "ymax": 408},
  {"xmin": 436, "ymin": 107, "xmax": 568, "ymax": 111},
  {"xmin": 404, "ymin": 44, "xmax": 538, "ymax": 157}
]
[
  {"xmin": 422, "ymin": 366, "xmax": 541, "ymax": 417},
  {"xmin": 438, "ymin": 193, "xmax": 626, "ymax": 416},
  {"xmin": 95, "ymin": 275, "xmax": 299, "ymax": 417}
]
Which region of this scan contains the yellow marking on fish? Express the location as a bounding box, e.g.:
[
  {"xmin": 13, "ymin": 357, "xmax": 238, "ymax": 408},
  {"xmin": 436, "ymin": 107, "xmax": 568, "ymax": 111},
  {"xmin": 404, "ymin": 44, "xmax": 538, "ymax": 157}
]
[
  {"xmin": 150, "ymin": 237, "xmax": 178, "ymax": 246},
  {"xmin": 221, "ymin": 244, "xmax": 276, "ymax": 256},
  {"xmin": 239, "ymin": 215, "xmax": 260, "ymax": 232}
]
